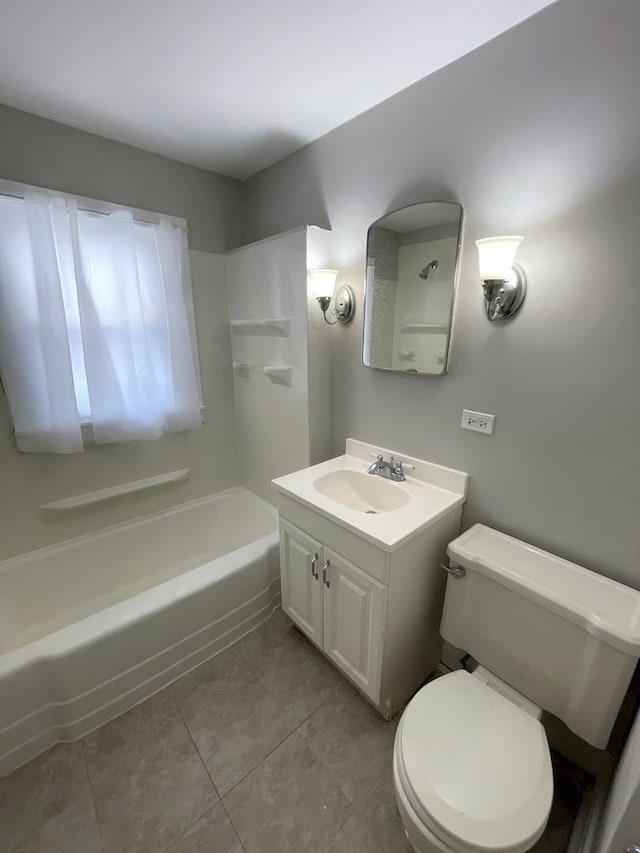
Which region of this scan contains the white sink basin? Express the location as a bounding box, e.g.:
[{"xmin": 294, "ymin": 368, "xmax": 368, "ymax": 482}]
[
  {"xmin": 313, "ymin": 470, "xmax": 411, "ymax": 514},
  {"xmin": 272, "ymin": 439, "xmax": 468, "ymax": 550}
]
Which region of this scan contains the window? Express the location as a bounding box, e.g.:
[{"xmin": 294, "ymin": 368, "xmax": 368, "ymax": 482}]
[{"xmin": 0, "ymin": 183, "xmax": 202, "ymax": 453}]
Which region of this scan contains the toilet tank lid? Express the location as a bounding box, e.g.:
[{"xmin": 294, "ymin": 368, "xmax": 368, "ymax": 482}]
[{"xmin": 447, "ymin": 525, "xmax": 640, "ymax": 656}]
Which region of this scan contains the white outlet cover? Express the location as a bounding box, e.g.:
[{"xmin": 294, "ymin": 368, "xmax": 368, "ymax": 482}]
[{"xmin": 461, "ymin": 409, "xmax": 496, "ymax": 435}]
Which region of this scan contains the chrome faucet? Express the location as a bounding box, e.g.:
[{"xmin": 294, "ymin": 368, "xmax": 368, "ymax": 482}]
[{"xmin": 367, "ymin": 454, "xmax": 406, "ymax": 482}]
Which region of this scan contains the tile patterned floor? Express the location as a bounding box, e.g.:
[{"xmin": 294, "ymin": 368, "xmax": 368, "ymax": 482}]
[{"xmin": 0, "ymin": 608, "xmax": 586, "ymax": 852}]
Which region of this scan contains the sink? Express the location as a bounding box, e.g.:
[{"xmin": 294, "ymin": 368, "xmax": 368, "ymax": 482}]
[
  {"xmin": 272, "ymin": 439, "xmax": 469, "ymax": 550},
  {"xmin": 313, "ymin": 469, "xmax": 411, "ymax": 514}
]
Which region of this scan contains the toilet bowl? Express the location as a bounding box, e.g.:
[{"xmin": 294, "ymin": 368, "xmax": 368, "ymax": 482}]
[{"xmin": 393, "ymin": 668, "xmax": 553, "ymax": 853}]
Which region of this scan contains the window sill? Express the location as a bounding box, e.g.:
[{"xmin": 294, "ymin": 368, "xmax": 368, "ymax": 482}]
[{"xmin": 80, "ymin": 406, "xmax": 206, "ymax": 444}]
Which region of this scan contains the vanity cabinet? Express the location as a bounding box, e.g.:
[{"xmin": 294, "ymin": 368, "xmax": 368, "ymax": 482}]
[
  {"xmin": 280, "ymin": 519, "xmax": 386, "ymax": 701},
  {"xmin": 277, "ymin": 492, "xmax": 463, "ymax": 719}
]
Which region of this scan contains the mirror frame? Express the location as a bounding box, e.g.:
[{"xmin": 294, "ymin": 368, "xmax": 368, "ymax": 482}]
[{"xmin": 362, "ymin": 200, "xmax": 464, "ymax": 376}]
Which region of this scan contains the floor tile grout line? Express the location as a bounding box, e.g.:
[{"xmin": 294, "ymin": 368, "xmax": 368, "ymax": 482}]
[
  {"xmin": 287, "ymin": 682, "xmax": 395, "ymax": 798},
  {"xmin": 167, "ymin": 638, "xmax": 273, "ymax": 852},
  {"xmin": 83, "ymin": 611, "xmax": 355, "ymax": 852},
  {"xmin": 80, "ymin": 739, "xmax": 105, "ymax": 853},
  {"xmin": 270, "ymin": 615, "xmax": 401, "ymax": 852},
  {"xmin": 297, "ymin": 727, "xmax": 359, "ymax": 822},
  {"xmin": 331, "ymin": 811, "xmax": 388, "ymax": 853},
  {"xmin": 328, "ymin": 799, "xmax": 359, "ymax": 845},
  {"xmin": 292, "ymin": 697, "xmax": 392, "ymax": 848},
  {"xmin": 219, "ymin": 798, "xmax": 247, "ymax": 853},
  {"xmin": 166, "ymin": 801, "xmax": 248, "ymax": 853},
  {"xmin": 175, "ymin": 702, "xmax": 221, "ymax": 801},
  {"xmin": 81, "ymin": 698, "xmax": 231, "ymax": 853},
  {"xmin": 219, "ymin": 691, "xmax": 390, "ymax": 852},
  {"xmin": 220, "ymin": 693, "xmax": 334, "ymax": 803},
  {"xmin": 180, "ymin": 695, "xmax": 257, "ymax": 798},
  {"xmin": 82, "ymin": 702, "xmax": 219, "ymax": 853},
  {"xmin": 220, "ymin": 719, "xmax": 330, "ymax": 853},
  {"xmin": 170, "ymin": 697, "xmax": 245, "ymax": 853},
  {"xmin": 272, "ymin": 677, "xmax": 400, "ymax": 851},
  {"xmin": 173, "ymin": 696, "xmax": 230, "ymax": 849},
  {"xmin": 162, "ymin": 700, "xmax": 244, "ymax": 852},
  {"xmin": 167, "ymin": 610, "xmax": 330, "ymax": 835},
  {"xmin": 164, "ymin": 802, "xmax": 217, "ymax": 851},
  {"xmin": 215, "ymin": 611, "xmax": 376, "ymax": 802}
]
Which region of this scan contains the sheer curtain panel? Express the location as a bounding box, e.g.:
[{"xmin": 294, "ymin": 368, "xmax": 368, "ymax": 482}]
[{"xmin": 0, "ymin": 190, "xmax": 202, "ymax": 453}]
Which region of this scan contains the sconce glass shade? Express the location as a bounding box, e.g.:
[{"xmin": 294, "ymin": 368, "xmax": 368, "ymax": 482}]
[
  {"xmin": 309, "ymin": 269, "xmax": 338, "ymax": 299},
  {"xmin": 476, "ymin": 236, "xmax": 523, "ymax": 281}
]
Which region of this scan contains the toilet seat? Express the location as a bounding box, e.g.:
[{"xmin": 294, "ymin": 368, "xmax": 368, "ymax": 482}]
[{"xmin": 395, "ymin": 670, "xmax": 553, "ymax": 853}]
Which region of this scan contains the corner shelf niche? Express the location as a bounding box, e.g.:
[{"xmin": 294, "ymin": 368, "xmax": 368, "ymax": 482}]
[
  {"xmin": 400, "ymin": 323, "xmax": 449, "ymax": 334},
  {"xmin": 229, "ymin": 318, "xmax": 291, "ymax": 336},
  {"xmin": 233, "ymin": 362, "xmax": 293, "ymax": 387}
]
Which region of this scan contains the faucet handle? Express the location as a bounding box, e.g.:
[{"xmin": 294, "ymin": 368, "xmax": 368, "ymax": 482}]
[{"xmin": 367, "ymin": 453, "xmax": 384, "ymax": 475}]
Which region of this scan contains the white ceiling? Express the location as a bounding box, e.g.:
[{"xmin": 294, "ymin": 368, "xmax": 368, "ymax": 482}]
[{"xmin": 0, "ymin": 0, "xmax": 555, "ymax": 180}]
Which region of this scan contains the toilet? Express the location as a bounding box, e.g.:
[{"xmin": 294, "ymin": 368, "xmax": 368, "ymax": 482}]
[{"xmin": 393, "ymin": 524, "xmax": 640, "ymax": 853}]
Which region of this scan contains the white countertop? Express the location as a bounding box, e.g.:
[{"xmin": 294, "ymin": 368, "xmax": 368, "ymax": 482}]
[{"xmin": 272, "ymin": 439, "xmax": 468, "ymax": 552}]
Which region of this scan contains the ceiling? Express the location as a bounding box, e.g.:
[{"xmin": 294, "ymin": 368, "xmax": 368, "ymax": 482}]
[{"xmin": 0, "ymin": 0, "xmax": 555, "ymax": 180}]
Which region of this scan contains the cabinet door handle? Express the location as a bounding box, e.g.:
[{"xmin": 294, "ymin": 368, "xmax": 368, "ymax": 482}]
[
  {"xmin": 322, "ymin": 560, "xmax": 331, "ymax": 588},
  {"xmin": 310, "ymin": 553, "xmax": 319, "ymax": 580}
]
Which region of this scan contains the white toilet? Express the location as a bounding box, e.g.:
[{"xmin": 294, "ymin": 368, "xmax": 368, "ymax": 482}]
[{"xmin": 393, "ymin": 524, "xmax": 640, "ymax": 853}]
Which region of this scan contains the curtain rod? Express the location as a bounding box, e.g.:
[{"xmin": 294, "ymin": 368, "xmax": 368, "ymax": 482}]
[{"xmin": 0, "ymin": 186, "xmax": 187, "ymax": 231}]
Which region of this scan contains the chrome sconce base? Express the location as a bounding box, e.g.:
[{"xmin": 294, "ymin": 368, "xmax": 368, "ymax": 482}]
[
  {"xmin": 482, "ymin": 263, "xmax": 527, "ymax": 321},
  {"xmin": 317, "ymin": 284, "xmax": 355, "ymax": 325}
]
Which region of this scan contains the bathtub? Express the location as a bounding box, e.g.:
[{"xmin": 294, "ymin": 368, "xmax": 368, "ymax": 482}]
[{"xmin": 0, "ymin": 486, "xmax": 280, "ymax": 776}]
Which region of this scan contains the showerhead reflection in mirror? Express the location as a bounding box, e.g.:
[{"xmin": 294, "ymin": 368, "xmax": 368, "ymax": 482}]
[{"xmin": 419, "ymin": 260, "xmax": 439, "ymax": 279}]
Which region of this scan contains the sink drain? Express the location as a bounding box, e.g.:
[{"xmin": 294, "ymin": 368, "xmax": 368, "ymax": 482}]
[{"xmin": 366, "ymin": 510, "xmax": 377, "ymax": 514}]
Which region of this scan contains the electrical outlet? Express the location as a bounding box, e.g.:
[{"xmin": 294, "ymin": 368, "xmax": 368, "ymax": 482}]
[{"xmin": 461, "ymin": 409, "xmax": 496, "ymax": 435}]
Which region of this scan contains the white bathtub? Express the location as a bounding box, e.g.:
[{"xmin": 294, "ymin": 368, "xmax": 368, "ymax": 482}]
[{"xmin": 0, "ymin": 487, "xmax": 280, "ymax": 776}]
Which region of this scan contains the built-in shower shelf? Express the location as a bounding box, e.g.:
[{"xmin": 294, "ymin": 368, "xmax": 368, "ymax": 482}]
[
  {"xmin": 229, "ymin": 318, "xmax": 291, "ymax": 336},
  {"xmin": 40, "ymin": 468, "xmax": 190, "ymax": 511},
  {"xmin": 400, "ymin": 323, "xmax": 449, "ymax": 334},
  {"xmin": 233, "ymin": 361, "xmax": 293, "ymax": 386}
]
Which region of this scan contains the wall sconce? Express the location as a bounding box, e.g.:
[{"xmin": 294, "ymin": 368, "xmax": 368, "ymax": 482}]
[
  {"xmin": 309, "ymin": 269, "xmax": 355, "ymax": 325},
  {"xmin": 475, "ymin": 236, "xmax": 527, "ymax": 321}
]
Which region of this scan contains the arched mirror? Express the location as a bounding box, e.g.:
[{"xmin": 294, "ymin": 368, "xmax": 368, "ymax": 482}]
[{"xmin": 363, "ymin": 201, "xmax": 463, "ymax": 375}]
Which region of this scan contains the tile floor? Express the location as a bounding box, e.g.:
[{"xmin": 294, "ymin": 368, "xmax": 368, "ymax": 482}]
[{"xmin": 1, "ymin": 608, "xmax": 587, "ymax": 853}]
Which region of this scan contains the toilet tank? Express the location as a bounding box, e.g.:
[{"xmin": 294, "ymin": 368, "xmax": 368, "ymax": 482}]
[{"xmin": 442, "ymin": 525, "xmax": 640, "ymax": 749}]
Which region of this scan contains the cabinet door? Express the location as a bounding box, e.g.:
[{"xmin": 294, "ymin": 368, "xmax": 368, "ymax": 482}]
[
  {"xmin": 279, "ymin": 520, "xmax": 324, "ymax": 646},
  {"xmin": 322, "ymin": 548, "xmax": 387, "ymax": 702}
]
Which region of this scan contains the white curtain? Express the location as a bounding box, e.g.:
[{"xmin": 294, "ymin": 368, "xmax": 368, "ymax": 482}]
[
  {"xmin": 0, "ymin": 192, "xmax": 202, "ymax": 452},
  {"xmin": 0, "ymin": 194, "xmax": 83, "ymax": 452}
]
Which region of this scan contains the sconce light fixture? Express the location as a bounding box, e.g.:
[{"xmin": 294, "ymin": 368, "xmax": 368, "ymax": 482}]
[
  {"xmin": 309, "ymin": 269, "xmax": 355, "ymax": 325},
  {"xmin": 475, "ymin": 236, "xmax": 527, "ymax": 321}
]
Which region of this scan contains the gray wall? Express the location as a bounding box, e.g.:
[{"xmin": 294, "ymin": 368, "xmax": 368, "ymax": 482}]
[
  {"xmin": 0, "ymin": 108, "xmax": 244, "ymax": 558},
  {"xmin": 0, "ymin": 104, "xmax": 246, "ymax": 252},
  {"xmin": 244, "ymin": 0, "xmax": 640, "ymax": 587}
]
